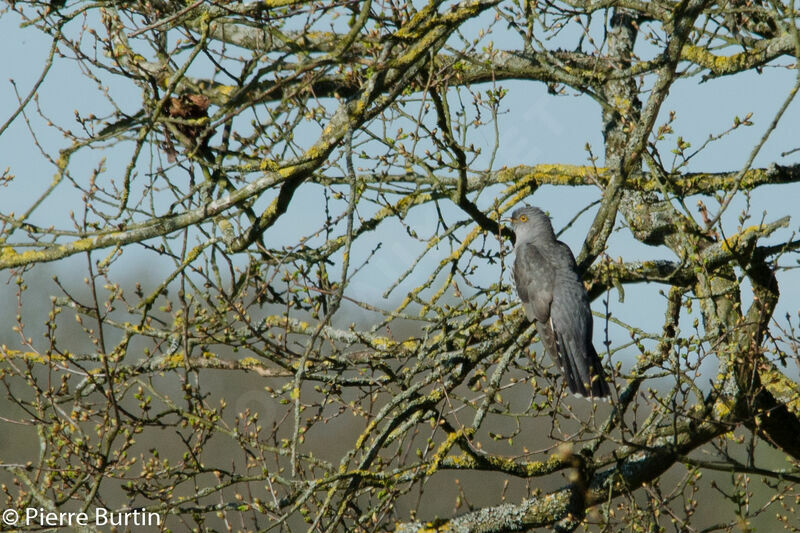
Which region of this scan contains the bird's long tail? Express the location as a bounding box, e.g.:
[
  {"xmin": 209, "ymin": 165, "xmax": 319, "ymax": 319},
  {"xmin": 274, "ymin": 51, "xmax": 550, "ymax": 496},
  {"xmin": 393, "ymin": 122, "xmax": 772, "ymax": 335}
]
[
  {"xmin": 536, "ymin": 320, "xmax": 611, "ymax": 399},
  {"xmin": 560, "ymin": 342, "xmax": 610, "ymax": 399},
  {"xmin": 578, "ymin": 344, "xmax": 611, "ymax": 398}
]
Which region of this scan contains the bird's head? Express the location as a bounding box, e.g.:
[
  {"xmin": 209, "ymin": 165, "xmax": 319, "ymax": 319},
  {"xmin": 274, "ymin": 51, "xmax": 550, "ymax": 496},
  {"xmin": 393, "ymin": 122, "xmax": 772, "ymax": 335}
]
[{"xmin": 505, "ymin": 206, "xmax": 556, "ymax": 243}]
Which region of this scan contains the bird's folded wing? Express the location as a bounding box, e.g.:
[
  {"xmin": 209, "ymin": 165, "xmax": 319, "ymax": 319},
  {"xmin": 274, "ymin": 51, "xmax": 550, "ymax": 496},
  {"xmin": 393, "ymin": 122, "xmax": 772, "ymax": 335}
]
[
  {"xmin": 513, "ymin": 243, "xmax": 553, "ymax": 323},
  {"xmin": 549, "ymin": 281, "xmax": 609, "ymax": 397}
]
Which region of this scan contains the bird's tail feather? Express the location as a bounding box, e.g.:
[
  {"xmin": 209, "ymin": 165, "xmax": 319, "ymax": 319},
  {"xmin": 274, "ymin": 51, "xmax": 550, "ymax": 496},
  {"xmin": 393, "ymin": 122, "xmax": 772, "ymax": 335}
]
[
  {"xmin": 536, "ymin": 320, "xmax": 611, "ymax": 399},
  {"xmin": 555, "ymin": 331, "xmax": 610, "ymax": 398},
  {"xmin": 567, "ymin": 343, "xmax": 610, "ymax": 398}
]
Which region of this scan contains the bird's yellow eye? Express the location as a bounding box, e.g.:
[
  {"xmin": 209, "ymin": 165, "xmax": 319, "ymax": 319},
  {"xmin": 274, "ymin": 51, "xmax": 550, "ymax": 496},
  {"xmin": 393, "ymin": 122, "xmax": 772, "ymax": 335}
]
[{"xmin": 519, "ymin": 214, "xmax": 528, "ymax": 222}]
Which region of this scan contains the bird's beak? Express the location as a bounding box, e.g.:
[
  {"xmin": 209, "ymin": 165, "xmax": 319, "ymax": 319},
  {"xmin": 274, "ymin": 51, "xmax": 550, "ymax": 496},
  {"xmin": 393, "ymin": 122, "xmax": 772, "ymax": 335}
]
[{"xmin": 500, "ymin": 217, "xmax": 514, "ymax": 224}]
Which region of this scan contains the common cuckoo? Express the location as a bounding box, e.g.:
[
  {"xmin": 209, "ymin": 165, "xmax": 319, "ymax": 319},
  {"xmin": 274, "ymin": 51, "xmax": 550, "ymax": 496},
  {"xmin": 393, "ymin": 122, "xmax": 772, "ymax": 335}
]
[{"xmin": 507, "ymin": 206, "xmax": 611, "ymax": 398}]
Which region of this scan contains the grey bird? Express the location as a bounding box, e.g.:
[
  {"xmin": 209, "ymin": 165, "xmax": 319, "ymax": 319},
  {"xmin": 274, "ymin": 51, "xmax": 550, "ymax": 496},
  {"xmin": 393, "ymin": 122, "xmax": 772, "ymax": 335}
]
[{"xmin": 507, "ymin": 206, "xmax": 611, "ymax": 398}]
